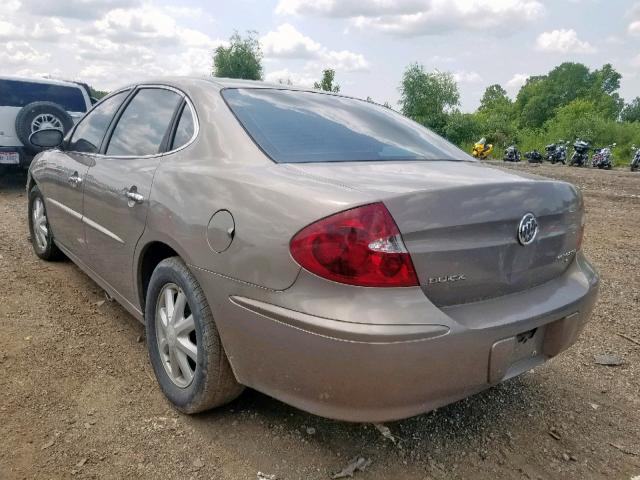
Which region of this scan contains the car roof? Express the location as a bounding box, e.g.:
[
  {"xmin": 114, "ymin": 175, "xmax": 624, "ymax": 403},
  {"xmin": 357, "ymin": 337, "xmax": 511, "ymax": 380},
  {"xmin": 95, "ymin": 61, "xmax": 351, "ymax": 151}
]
[
  {"xmin": 110, "ymin": 76, "xmax": 391, "ymax": 113},
  {"xmin": 131, "ymin": 76, "xmax": 322, "ymax": 94},
  {"xmin": 0, "ymin": 75, "xmax": 85, "ymax": 89}
]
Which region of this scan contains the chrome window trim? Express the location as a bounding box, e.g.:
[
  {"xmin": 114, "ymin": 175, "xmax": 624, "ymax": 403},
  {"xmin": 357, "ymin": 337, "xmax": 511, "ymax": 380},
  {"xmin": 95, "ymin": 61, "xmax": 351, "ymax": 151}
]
[{"xmin": 66, "ymin": 84, "xmax": 200, "ymax": 160}]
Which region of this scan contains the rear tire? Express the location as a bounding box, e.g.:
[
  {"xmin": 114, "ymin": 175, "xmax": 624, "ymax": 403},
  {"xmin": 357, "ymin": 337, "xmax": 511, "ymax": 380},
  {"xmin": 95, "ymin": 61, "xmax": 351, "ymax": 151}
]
[
  {"xmin": 145, "ymin": 257, "xmax": 244, "ymax": 414},
  {"xmin": 15, "ymin": 102, "xmax": 73, "ymax": 154},
  {"xmin": 28, "ymin": 185, "xmax": 64, "ymax": 261}
]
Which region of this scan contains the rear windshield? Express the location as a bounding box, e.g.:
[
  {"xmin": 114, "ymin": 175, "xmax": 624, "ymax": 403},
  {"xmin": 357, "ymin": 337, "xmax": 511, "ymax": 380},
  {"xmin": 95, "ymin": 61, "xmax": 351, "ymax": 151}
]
[
  {"xmin": 0, "ymin": 79, "xmax": 87, "ymax": 112},
  {"xmin": 222, "ymin": 88, "xmax": 470, "ymax": 163}
]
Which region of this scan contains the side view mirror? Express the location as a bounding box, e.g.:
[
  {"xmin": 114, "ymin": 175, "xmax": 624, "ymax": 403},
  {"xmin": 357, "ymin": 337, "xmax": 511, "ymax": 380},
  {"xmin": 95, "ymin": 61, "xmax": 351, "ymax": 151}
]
[{"xmin": 29, "ymin": 129, "xmax": 64, "ymax": 149}]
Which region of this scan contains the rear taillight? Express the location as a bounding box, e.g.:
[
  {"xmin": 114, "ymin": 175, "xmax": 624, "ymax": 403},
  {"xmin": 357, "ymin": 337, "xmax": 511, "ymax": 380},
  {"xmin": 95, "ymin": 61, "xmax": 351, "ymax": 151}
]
[{"xmin": 290, "ymin": 203, "xmax": 419, "ymax": 287}]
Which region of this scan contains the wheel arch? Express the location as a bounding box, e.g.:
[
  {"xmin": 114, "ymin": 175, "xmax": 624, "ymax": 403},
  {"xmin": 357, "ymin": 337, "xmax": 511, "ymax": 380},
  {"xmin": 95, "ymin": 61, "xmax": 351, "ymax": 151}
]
[
  {"xmin": 136, "ymin": 240, "xmax": 180, "ymax": 311},
  {"xmin": 26, "ymin": 171, "xmax": 36, "ymax": 194}
]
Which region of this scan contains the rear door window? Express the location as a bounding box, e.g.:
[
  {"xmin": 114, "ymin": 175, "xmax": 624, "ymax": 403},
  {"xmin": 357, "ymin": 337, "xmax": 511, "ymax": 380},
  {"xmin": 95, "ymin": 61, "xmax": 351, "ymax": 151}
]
[
  {"xmin": 106, "ymin": 88, "xmax": 182, "ymax": 157},
  {"xmin": 0, "ymin": 79, "xmax": 87, "ymax": 112},
  {"xmin": 68, "ymin": 91, "xmax": 129, "ymax": 154},
  {"xmin": 170, "ymin": 104, "xmax": 196, "ymax": 150}
]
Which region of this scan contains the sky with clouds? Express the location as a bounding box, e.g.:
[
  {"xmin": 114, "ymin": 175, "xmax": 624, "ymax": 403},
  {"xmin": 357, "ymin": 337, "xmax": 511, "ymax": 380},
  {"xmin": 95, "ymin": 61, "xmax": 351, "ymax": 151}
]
[{"xmin": 0, "ymin": 0, "xmax": 638, "ymax": 111}]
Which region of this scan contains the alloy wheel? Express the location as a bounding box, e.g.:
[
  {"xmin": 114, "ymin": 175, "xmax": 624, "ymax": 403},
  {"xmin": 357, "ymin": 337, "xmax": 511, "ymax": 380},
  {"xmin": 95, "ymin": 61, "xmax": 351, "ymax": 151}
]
[
  {"xmin": 32, "ymin": 197, "xmax": 49, "ymax": 251},
  {"xmin": 155, "ymin": 283, "xmax": 198, "ymax": 388},
  {"xmin": 31, "ymin": 113, "xmax": 63, "ymax": 133}
]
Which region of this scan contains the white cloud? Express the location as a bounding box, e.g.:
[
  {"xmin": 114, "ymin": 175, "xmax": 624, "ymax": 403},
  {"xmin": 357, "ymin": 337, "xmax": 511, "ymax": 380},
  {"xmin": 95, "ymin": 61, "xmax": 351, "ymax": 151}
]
[
  {"xmin": 262, "ymin": 24, "xmax": 369, "ymax": 71},
  {"xmin": 629, "ymin": 21, "xmax": 640, "ymax": 36},
  {"xmin": 631, "ymin": 54, "xmax": 640, "ymax": 68},
  {"xmin": 277, "ymin": 0, "xmax": 545, "ymax": 36},
  {"xmin": 535, "ymin": 29, "xmax": 596, "ymax": 54},
  {"xmin": 507, "ymin": 73, "xmax": 529, "ymax": 89},
  {"xmin": 506, "ymin": 73, "xmax": 529, "ymax": 96},
  {"xmin": 90, "ymin": 7, "xmax": 221, "ymax": 48},
  {"xmin": 317, "ymin": 49, "xmax": 369, "ymax": 71},
  {"xmin": 0, "ymin": 17, "xmax": 70, "ymax": 42},
  {"xmin": 276, "ymin": 0, "xmax": 427, "ymax": 17},
  {"xmin": 19, "ymin": 0, "xmax": 142, "ymax": 20},
  {"xmin": 2, "ymin": 0, "xmax": 21, "ymax": 13},
  {"xmin": 54, "ymin": 5, "xmax": 226, "ymax": 88},
  {"xmin": 31, "ymin": 18, "xmax": 72, "ymax": 41},
  {"xmin": 0, "ymin": 19, "xmax": 23, "ymax": 39},
  {"xmin": 75, "ymin": 35, "xmax": 154, "ymax": 63},
  {"xmin": 453, "ymin": 70, "xmax": 482, "ymax": 83},
  {"xmin": 262, "ymin": 23, "xmax": 322, "ymax": 58},
  {"xmin": 0, "ymin": 41, "xmax": 49, "ymax": 67}
]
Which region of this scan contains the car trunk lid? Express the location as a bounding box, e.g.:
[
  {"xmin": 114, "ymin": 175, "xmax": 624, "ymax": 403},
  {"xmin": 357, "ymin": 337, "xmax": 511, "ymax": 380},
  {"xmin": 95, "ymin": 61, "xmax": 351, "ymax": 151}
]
[{"xmin": 286, "ymin": 161, "xmax": 583, "ymax": 306}]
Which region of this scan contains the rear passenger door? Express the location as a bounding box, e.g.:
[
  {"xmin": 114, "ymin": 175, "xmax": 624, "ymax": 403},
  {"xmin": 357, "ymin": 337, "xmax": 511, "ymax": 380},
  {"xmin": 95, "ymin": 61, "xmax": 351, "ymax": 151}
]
[{"xmin": 82, "ymin": 86, "xmax": 186, "ymax": 305}]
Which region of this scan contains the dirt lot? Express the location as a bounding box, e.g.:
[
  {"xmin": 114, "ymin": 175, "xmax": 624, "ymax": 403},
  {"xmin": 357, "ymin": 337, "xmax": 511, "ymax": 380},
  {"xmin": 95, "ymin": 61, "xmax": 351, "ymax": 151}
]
[{"xmin": 1, "ymin": 163, "xmax": 639, "ymax": 480}]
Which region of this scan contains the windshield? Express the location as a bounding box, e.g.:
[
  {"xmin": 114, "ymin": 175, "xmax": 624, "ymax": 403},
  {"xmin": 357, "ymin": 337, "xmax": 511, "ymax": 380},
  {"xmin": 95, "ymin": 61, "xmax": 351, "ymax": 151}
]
[{"xmin": 222, "ymin": 88, "xmax": 472, "ymax": 164}]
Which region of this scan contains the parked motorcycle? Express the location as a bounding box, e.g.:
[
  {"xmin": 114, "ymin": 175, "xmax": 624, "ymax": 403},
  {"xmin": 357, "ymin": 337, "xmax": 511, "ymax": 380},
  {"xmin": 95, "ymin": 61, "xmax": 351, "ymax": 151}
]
[
  {"xmin": 570, "ymin": 139, "xmax": 590, "ymax": 167},
  {"xmin": 544, "ymin": 141, "xmax": 568, "ymax": 164},
  {"xmin": 524, "ymin": 149, "xmax": 543, "ymax": 163},
  {"xmin": 631, "ymin": 145, "xmax": 640, "ymax": 172},
  {"xmin": 591, "ymin": 143, "xmax": 615, "ymax": 170},
  {"xmin": 503, "ymin": 145, "xmax": 521, "ymax": 162},
  {"xmin": 472, "ymin": 137, "xmax": 494, "ymax": 159}
]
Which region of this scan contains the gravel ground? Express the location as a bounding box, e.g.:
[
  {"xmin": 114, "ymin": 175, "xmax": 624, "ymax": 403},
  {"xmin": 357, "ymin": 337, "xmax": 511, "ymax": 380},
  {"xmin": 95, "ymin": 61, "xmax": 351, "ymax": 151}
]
[{"xmin": 1, "ymin": 163, "xmax": 639, "ymax": 480}]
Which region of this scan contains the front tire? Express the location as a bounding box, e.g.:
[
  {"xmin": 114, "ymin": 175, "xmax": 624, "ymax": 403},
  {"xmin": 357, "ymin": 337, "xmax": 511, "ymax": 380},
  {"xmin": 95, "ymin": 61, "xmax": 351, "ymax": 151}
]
[
  {"xmin": 28, "ymin": 185, "xmax": 63, "ymax": 261},
  {"xmin": 145, "ymin": 257, "xmax": 243, "ymax": 414}
]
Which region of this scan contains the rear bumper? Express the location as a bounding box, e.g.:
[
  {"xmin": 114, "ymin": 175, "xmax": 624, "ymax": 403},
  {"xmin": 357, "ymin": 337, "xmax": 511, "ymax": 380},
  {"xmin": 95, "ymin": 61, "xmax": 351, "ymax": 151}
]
[{"xmin": 193, "ymin": 252, "xmax": 599, "ymax": 422}]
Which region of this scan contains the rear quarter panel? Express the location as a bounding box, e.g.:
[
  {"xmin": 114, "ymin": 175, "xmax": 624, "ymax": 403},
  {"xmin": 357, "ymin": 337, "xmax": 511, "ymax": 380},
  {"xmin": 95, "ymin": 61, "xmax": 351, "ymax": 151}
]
[{"xmin": 138, "ymin": 85, "xmax": 372, "ymax": 295}]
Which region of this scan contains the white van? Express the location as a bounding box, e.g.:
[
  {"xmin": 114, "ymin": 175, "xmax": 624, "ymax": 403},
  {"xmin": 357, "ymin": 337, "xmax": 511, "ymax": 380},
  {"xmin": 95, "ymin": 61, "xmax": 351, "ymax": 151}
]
[{"xmin": 0, "ymin": 76, "xmax": 94, "ymax": 171}]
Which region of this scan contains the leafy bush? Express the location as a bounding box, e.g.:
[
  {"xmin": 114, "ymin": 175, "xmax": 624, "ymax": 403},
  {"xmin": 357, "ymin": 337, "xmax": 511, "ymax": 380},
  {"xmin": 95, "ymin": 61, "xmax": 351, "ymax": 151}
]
[{"xmin": 397, "ymin": 61, "xmax": 640, "ymax": 166}]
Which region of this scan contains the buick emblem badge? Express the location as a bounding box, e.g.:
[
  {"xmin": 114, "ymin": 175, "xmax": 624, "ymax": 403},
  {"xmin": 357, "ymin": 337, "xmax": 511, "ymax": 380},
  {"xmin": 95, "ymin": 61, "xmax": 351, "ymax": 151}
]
[{"xmin": 517, "ymin": 213, "xmax": 538, "ymax": 246}]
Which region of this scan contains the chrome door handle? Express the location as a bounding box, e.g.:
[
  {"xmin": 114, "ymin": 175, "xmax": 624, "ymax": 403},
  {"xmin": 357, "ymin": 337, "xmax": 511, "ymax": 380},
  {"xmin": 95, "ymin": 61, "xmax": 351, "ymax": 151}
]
[
  {"xmin": 125, "ymin": 187, "xmax": 144, "ymax": 204},
  {"xmin": 68, "ymin": 173, "xmax": 82, "ymax": 186}
]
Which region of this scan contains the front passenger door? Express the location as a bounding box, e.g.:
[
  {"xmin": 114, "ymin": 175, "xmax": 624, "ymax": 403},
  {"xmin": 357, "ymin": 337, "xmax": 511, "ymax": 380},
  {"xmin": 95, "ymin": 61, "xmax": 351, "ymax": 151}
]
[
  {"xmin": 82, "ymin": 87, "xmax": 184, "ymax": 305},
  {"xmin": 43, "ymin": 90, "xmax": 130, "ymax": 256}
]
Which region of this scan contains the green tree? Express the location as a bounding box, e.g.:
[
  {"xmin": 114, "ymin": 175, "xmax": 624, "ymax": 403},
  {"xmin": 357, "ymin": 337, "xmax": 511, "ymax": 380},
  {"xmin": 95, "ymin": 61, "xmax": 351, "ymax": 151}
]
[
  {"xmin": 479, "ymin": 84, "xmax": 511, "ymax": 112},
  {"xmin": 443, "ymin": 111, "xmax": 481, "ymax": 146},
  {"xmin": 475, "ymin": 84, "xmax": 516, "ymax": 147},
  {"xmin": 213, "ymin": 31, "xmax": 263, "ymax": 80},
  {"xmin": 87, "ymin": 85, "xmax": 108, "ymax": 100},
  {"xmin": 544, "ymin": 99, "xmax": 604, "ymax": 144},
  {"xmin": 621, "ymin": 97, "xmax": 640, "ymax": 123},
  {"xmin": 314, "ymin": 69, "xmax": 340, "ymax": 92},
  {"xmin": 514, "ymin": 62, "xmax": 623, "ymax": 128},
  {"xmin": 399, "ymin": 63, "xmax": 459, "ymax": 135},
  {"xmin": 592, "ymin": 63, "xmax": 621, "ymax": 95}
]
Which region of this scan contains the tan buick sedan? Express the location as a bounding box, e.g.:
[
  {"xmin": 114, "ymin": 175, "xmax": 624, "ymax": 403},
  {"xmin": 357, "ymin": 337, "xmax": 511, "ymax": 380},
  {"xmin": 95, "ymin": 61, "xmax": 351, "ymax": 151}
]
[{"xmin": 26, "ymin": 78, "xmax": 599, "ymax": 422}]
